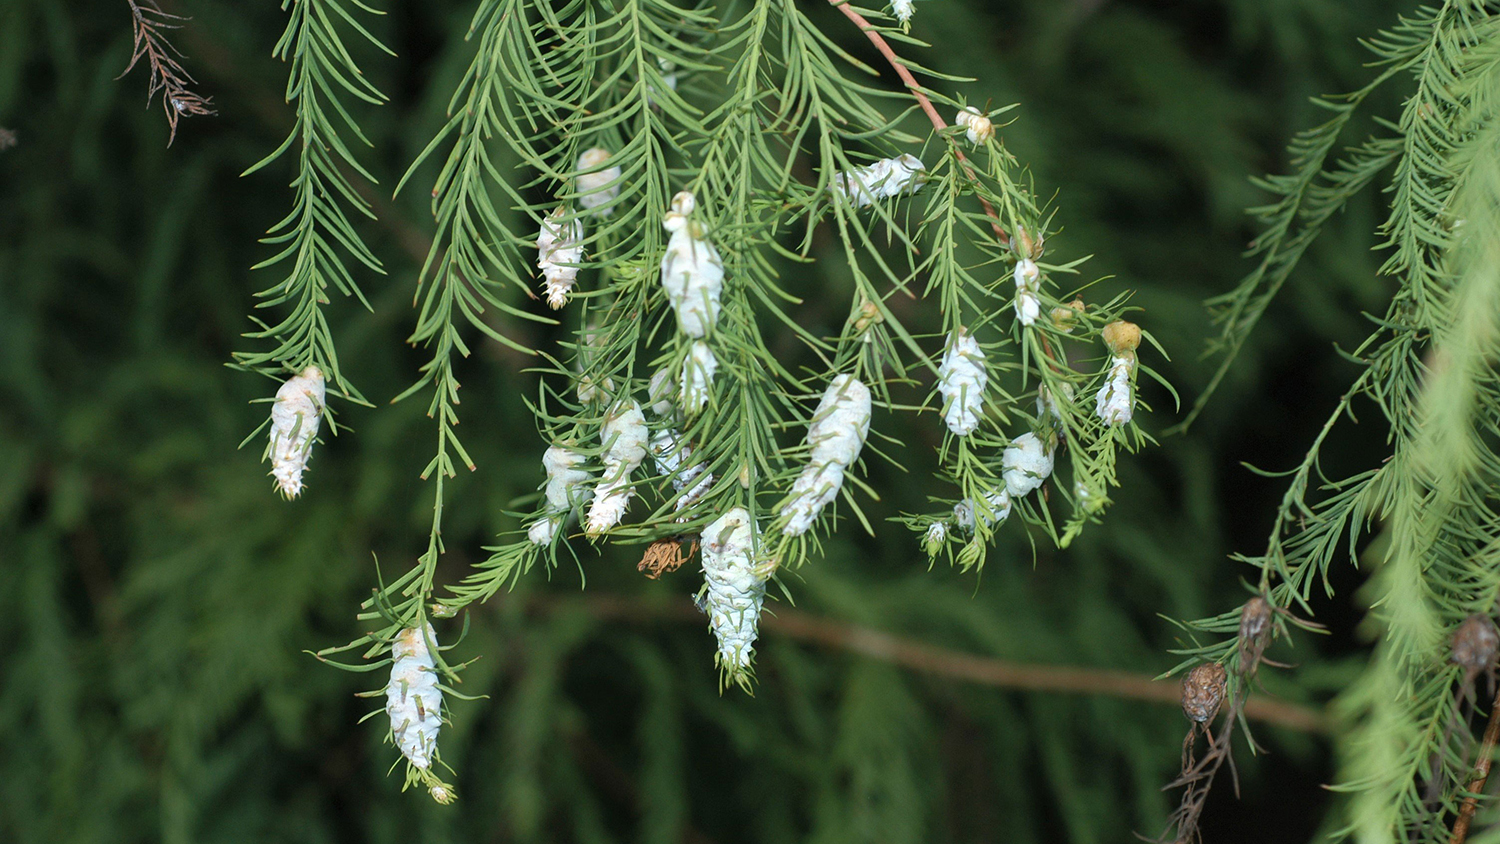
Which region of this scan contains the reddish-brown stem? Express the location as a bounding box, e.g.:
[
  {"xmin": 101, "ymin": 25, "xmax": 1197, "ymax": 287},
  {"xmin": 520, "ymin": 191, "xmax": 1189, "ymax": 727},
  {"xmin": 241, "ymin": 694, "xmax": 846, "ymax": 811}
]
[
  {"xmin": 568, "ymin": 594, "xmax": 1327, "ymax": 734},
  {"xmin": 1451, "ymin": 686, "xmax": 1500, "ymax": 844},
  {"xmin": 826, "ymin": 0, "xmax": 1011, "ymax": 249}
]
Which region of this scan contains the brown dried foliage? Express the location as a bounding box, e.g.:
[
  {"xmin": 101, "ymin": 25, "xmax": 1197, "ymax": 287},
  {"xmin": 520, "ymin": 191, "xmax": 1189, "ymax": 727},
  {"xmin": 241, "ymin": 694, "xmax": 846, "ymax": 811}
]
[
  {"xmin": 1158, "ymin": 596, "xmax": 1317, "ymax": 843},
  {"xmin": 638, "ymin": 537, "xmax": 695, "ymax": 580},
  {"xmin": 119, "ymin": 0, "xmax": 215, "ymax": 145}
]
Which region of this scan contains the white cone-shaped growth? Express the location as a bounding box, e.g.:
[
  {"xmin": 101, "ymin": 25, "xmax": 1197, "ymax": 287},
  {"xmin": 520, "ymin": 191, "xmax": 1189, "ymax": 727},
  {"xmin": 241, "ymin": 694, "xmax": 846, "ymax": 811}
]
[
  {"xmin": 938, "ymin": 328, "xmax": 986, "ymax": 436},
  {"xmin": 386, "ymin": 624, "xmax": 443, "ymax": 770},
  {"xmin": 780, "ymin": 375, "xmax": 872, "ymax": 535},
  {"xmin": 700, "ymin": 507, "xmax": 765, "ymax": 679},
  {"xmin": 586, "ymin": 402, "xmax": 649, "ymax": 535},
  {"xmin": 268, "ymin": 366, "xmax": 326, "ymax": 499}
]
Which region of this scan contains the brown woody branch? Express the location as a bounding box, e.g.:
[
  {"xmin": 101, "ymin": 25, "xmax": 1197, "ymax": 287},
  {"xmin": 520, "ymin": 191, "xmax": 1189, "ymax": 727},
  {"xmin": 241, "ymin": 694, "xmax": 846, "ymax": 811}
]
[
  {"xmin": 826, "ymin": 0, "xmax": 1011, "ymax": 248},
  {"xmin": 570, "ymin": 594, "xmax": 1327, "ymax": 734},
  {"xmin": 1451, "ymin": 685, "xmax": 1500, "ymax": 844}
]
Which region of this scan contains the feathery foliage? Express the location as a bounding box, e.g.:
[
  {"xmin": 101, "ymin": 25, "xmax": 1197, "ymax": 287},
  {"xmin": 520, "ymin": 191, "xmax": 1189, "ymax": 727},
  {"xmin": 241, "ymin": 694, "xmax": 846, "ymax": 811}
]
[{"xmin": 1173, "ymin": 3, "xmax": 1500, "ymax": 841}]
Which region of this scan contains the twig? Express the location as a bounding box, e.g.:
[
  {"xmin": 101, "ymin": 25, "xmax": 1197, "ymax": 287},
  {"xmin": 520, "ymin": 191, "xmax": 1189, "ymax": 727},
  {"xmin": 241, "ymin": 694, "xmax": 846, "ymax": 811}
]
[
  {"xmin": 826, "ymin": 0, "xmax": 1011, "ymax": 248},
  {"xmin": 119, "ymin": 0, "xmax": 215, "ymax": 145},
  {"xmin": 1451, "ymin": 685, "xmax": 1500, "ymax": 844},
  {"xmin": 565, "ymin": 594, "xmax": 1327, "ymax": 733}
]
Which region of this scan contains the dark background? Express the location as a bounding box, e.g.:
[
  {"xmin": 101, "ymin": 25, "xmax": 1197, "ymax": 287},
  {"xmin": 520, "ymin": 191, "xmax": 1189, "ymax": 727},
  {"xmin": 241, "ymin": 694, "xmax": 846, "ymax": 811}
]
[{"xmin": 0, "ymin": 0, "xmax": 1409, "ymax": 841}]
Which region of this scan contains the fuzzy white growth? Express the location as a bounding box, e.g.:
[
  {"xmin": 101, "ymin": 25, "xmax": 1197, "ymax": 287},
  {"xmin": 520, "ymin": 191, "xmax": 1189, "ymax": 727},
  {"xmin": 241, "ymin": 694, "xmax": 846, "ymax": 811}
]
[
  {"xmin": 648, "ymin": 367, "xmax": 676, "ymax": 420},
  {"xmin": 781, "ymin": 375, "xmax": 872, "ymax": 535},
  {"xmin": 528, "ymin": 446, "xmax": 592, "ymax": 545},
  {"xmin": 924, "ymin": 521, "xmax": 948, "ymax": 549},
  {"xmin": 953, "ymin": 490, "xmax": 1012, "ymax": 532},
  {"xmin": 660, "ymin": 191, "xmax": 724, "ymax": 338},
  {"xmin": 1074, "ymin": 478, "xmax": 1105, "ymax": 514},
  {"xmin": 1013, "ymin": 258, "xmax": 1041, "ymax": 326},
  {"xmin": 650, "ymin": 429, "xmax": 714, "ymax": 511},
  {"xmin": 700, "ymin": 507, "xmax": 765, "ymax": 674},
  {"xmin": 268, "ymin": 366, "xmax": 326, "ymax": 499},
  {"xmin": 1037, "ymin": 383, "xmax": 1074, "ymax": 424},
  {"xmin": 680, "ymin": 340, "xmax": 718, "ymax": 414},
  {"xmin": 586, "ymin": 402, "xmax": 649, "ymax": 535},
  {"xmin": 386, "ymin": 625, "xmax": 442, "ymax": 770},
  {"xmin": 576, "ymin": 148, "xmax": 621, "ymax": 216},
  {"xmin": 1002, "ymin": 432, "xmax": 1054, "ymax": 497},
  {"xmin": 938, "ymin": 328, "xmax": 987, "ymax": 436},
  {"xmin": 833, "ymin": 154, "xmax": 926, "ymax": 208},
  {"xmin": 1095, "ymin": 355, "xmax": 1136, "ymax": 426},
  {"xmin": 646, "ymin": 57, "xmax": 678, "ymax": 108},
  {"xmin": 891, "ymin": 0, "xmax": 915, "ymax": 24},
  {"xmin": 955, "ymin": 106, "xmax": 994, "ymax": 145},
  {"xmin": 537, "ymin": 208, "xmax": 584, "ymax": 310}
]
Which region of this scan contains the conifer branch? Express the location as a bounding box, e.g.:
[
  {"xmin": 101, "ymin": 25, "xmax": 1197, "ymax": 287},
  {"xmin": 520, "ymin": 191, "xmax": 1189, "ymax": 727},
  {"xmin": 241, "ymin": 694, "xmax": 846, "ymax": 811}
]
[
  {"xmin": 119, "ymin": 0, "xmax": 215, "ymax": 145},
  {"xmin": 825, "ymin": 0, "xmax": 1010, "ymax": 247},
  {"xmin": 234, "ymin": 0, "xmax": 393, "ymax": 404}
]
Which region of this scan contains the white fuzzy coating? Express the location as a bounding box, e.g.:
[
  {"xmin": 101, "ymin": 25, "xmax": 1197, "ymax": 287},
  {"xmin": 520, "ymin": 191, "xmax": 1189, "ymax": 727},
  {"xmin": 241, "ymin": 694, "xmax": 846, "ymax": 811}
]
[
  {"xmin": 529, "ymin": 446, "xmax": 592, "ymax": 545},
  {"xmin": 700, "ymin": 507, "xmax": 766, "ymax": 673},
  {"xmin": 386, "ymin": 625, "xmax": 442, "ymax": 770},
  {"xmin": 537, "ymin": 208, "xmax": 584, "ymax": 310},
  {"xmin": 648, "ymin": 367, "xmax": 676, "ymax": 419},
  {"xmin": 586, "ymin": 402, "xmax": 649, "ymax": 535},
  {"xmin": 780, "ymin": 463, "xmax": 847, "ymax": 536},
  {"xmin": 833, "ymin": 154, "xmax": 926, "ymax": 209},
  {"xmin": 268, "ymin": 366, "xmax": 326, "ymax": 499},
  {"xmin": 527, "ymin": 519, "xmax": 558, "ymax": 545},
  {"xmin": 1013, "ymin": 259, "xmax": 1041, "ymax": 327},
  {"xmin": 542, "ymin": 446, "xmax": 591, "ymax": 510},
  {"xmin": 650, "ymin": 428, "xmax": 714, "ymax": 511},
  {"xmin": 1095, "ymin": 354, "xmax": 1136, "ymax": 426},
  {"xmin": 679, "ymin": 340, "xmax": 718, "ymax": 414},
  {"xmin": 953, "ymin": 489, "xmax": 1012, "ymax": 532},
  {"xmin": 924, "ymin": 521, "xmax": 948, "ymax": 547},
  {"xmin": 809, "ymin": 375, "xmax": 872, "ymax": 466},
  {"xmin": 1002, "ymin": 432, "xmax": 1054, "ymax": 497},
  {"xmin": 780, "ymin": 375, "xmax": 872, "ymax": 535},
  {"xmin": 660, "ymin": 192, "xmax": 725, "ymax": 338},
  {"xmin": 1036, "ymin": 382, "xmax": 1074, "ymax": 424},
  {"xmin": 576, "ymin": 148, "xmax": 621, "ymax": 216},
  {"xmin": 955, "ymin": 106, "xmax": 994, "ymax": 145},
  {"xmin": 938, "ymin": 329, "xmax": 986, "ymax": 436},
  {"xmin": 891, "ymin": 0, "xmax": 915, "ymax": 24}
]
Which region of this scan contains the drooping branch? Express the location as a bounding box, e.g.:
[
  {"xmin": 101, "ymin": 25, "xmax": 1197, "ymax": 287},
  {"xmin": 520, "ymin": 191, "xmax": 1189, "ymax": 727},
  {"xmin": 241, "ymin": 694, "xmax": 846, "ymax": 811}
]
[
  {"xmin": 826, "ymin": 0, "xmax": 1010, "ymax": 248},
  {"xmin": 119, "ymin": 0, "xmax": 215, "ymax": 145}
]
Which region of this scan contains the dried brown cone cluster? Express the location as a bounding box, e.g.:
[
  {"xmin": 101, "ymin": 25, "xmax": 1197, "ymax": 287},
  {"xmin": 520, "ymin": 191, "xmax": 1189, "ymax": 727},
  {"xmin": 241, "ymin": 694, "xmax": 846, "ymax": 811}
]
[{"xmin": 119, "ymin": 0, "xmax": 215, "ymax": 145}]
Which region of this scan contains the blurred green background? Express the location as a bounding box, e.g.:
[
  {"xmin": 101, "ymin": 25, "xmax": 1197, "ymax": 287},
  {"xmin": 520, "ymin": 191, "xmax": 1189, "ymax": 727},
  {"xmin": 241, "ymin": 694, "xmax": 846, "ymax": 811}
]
[{"xmin": 0, "ymin": 0, "xmax": 1412, "ymax": 841}]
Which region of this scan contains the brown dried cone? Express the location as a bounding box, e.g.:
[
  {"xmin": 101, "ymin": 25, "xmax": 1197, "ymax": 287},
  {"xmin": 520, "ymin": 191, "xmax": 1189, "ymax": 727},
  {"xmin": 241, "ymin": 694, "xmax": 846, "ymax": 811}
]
[
  {"xmin": 638, "ymin": 537, "xmax": 695, "ymax": 580},
  {"xmin": 1237, "ymin": 596, "xmax": 1274, "ymax": 678},
  {"xmin": 1181, "ymin": 663, "xmax": 1228, "ymax": 726},
  {"xmin": 1453, "ymin": 615, "xmax": 1499, "ymax": 676}
]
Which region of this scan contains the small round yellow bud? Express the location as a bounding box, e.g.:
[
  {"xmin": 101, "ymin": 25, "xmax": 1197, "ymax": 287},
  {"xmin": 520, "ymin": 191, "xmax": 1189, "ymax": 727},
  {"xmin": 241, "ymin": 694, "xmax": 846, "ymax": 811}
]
[
  {"xmin": 1102, "ymin": 320, "xmax": 1141, "ymax": 354},
  {"xmin": 852, "ymin": 299, "xmax": 881, "ymax": 334},
  {"xmin": 429, "ymin": 784, "xmax": 457, "ymax": 805},
  {"xmin": 1051, "ymin": 298, "xmax": 1085, "ymax": 333}
]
